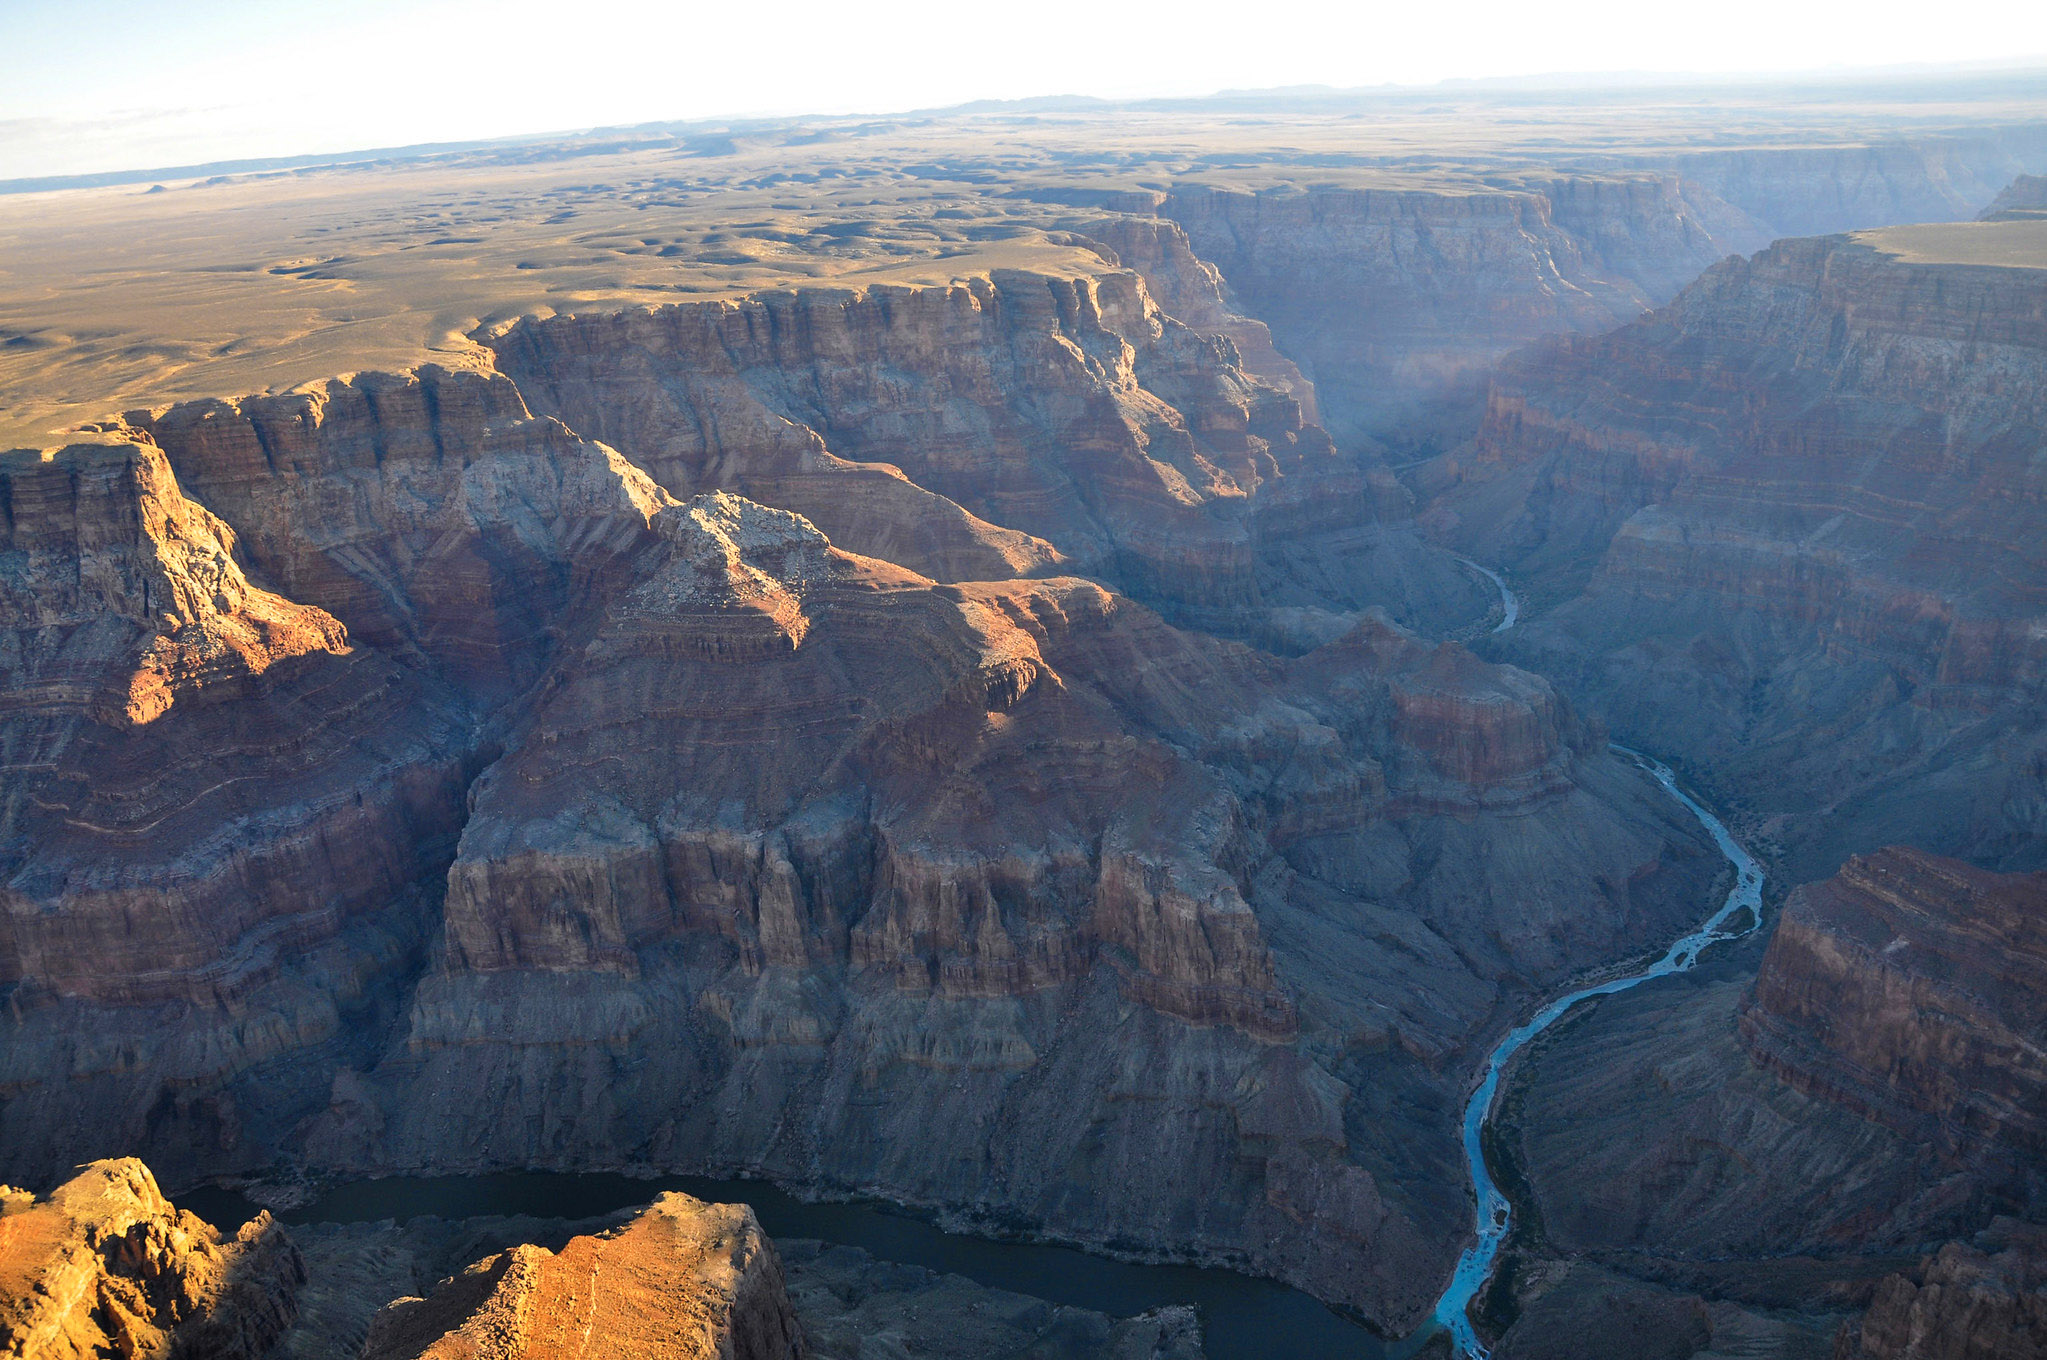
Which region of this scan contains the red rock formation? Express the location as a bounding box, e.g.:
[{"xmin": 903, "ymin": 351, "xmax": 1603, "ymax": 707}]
[
  {"xmin": 1058, "ymin": 214, "xmax": 1322, "ymax": 425},
  {"xmin": 0, "ymin": 437, "xmax": 474, "ymax": 1180},
  {"xmin": 1742, "ymin": 848, "xmax": 2047, "ymax": 1166},
  {"xmin": 360, "ymin": 1193, "xmax": 801, "ymax": 1360},
  {"xmin": 0, "ymin": 1158, "xmax": 302, "ymax": 1359},
  {"xmin": 129, "ymin": 366, "xmax": 674, "ymax": 700}
]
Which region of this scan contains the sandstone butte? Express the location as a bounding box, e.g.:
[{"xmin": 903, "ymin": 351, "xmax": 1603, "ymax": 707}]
[
  {"xmin": 359, "ymin": 1193, "xmax": 803, "ymax": 1360},
  {"xmin": 0, "ymin": 1159, "xmax": 815, "ymax": 1360}
]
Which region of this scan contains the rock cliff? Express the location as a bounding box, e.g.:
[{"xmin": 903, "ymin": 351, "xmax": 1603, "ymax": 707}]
[
  {"xmin": 1982, "ymin": 176, "xmax": 2047, "ymax": 222},
  {"xmin": 1500, "ymin": 849, "xmax": 2047, "ymax": 1350},
  {"xmin": 0, "ymin": 263, "xmax": 1721, "ymax": 1332},
  {"xmin": 360, "ymin": 1192, "xmax": 803, "ymax": 1360},
  {"xmin": 0, "ymin": 1158, "xmax": 302, "ymax": 1359},
  {"xmin": 0, "ymin": 437, "xmax": 474, "ymax": 1180},
  {"xmin": 1654, "ymin": 131, "xmax": 2047, "ymax": 240},
  {"xmin": 1422, "ymin": 227, "xmax": 2047, "ymax": 877},
  {"xmin": 1742, "ymin": 849, "xmax": 2047, "ymax": 1179},
  {"xmin": 485, "ymin": 265, "xmax": 1489, "ymax": 643},
  {"xmin": 1147, "ymin": 177, "xmax": 1742, "ymax": 443}
]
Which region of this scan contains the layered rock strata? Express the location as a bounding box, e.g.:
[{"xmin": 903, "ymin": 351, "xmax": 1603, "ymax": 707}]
[
  {"xmin": 335, "ymin": 490, "xmax": 1709, "ymax": 1326},
  {"xmin": 1743, "ymin": 849, "xmax": 2047, "ymax": 1181},
  {"xmin": 0, "ymin": 265, "xmax": 1721, "ymax": 1331},
  {"xmin": 1423, "ymin": 227, "xmax": 2047, "ymax": 876},
  {"xmin": 1982, "ymin": 175, "xmax": 2047, "ymax": 222},
  {"xmin": 1504, "ymin": 851, "xmax": 2047, "ymax": 1344},
  {"xmin": 485, "ymin": 265, "xmax": 1491, "ymax": 643},
  {"xmin": 0, "ymin": 1158, "xmax": 302, "ymax": 1359},
  {"xmin": 360, "ymin": 1192, "xmax": 803, "ymax": 1360},
  {"xmin": 0, "ymin": 437, "xmax": 474, "ymax": 1180},
  {"xmin": 1651, "ymin": 131, "xmax": 2047, "ymax": 240}
]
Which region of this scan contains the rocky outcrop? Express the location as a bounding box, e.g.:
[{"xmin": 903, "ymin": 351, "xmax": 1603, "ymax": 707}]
[
  {"xmin": 0, "ymin": 1158, "xmax": 302, "ymax": 1359},
  {"xmin": 1424, "ymin": 227, "xmax": 2047, "ymax": 877},
  {"xmin": 1057, "ymin": 214, "xmax": 1321, "ymax": 425},
  {"xmin": 1836, "ymin": 1223, "xmax": 2047, "ymax": 1360},
  {"xmin": 361, "ymin": 1192, "xmax": 802, "ymax": 1360},
  {"xmin": 1742, "ymin": 849, "xmax": 2047, "ymax": 1173}
]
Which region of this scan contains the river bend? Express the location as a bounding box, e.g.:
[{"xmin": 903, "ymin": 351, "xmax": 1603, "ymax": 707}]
[{"xmin": 1428, "ymin": 749, "xmax": 1766, "ymax": 1359}]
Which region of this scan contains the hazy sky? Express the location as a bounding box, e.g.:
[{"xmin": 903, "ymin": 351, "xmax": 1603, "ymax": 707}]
[{"xmin": 3, "ymin": 0, "xmax": 2044, "ymax": 178}]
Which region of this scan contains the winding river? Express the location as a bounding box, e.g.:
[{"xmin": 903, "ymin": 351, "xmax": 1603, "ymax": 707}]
[
  {"xmin": 1427, "ymin": 749, "xmax": 1766, "ymax": 1359},
  {"xmin": 183, "ymin": 749, "xmax": 1756, "ymax": 1360},
  {"xmin": 1456, "ymin": 557, "xmax": 1520, "ymax": 634}
]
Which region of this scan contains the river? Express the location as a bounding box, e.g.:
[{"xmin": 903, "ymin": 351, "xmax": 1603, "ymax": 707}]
[
  {"xmin": 184, "ymin": 1170, "xmax": 1396, "ymax": 1360},
  {"xmin": 1427, "ymin": 749, "xmax": 1766, "ymax": 1359},
  {"xmin": 183, "ymin": 750, "xmax": 1754, "ymax": 1360},
  {"xmin": 1456, "ymin": 557, "xmax": 1519, "ymax": 634}
]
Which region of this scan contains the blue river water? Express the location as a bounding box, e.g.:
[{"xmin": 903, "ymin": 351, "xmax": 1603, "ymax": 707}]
[{"xmin": 1426, "ymin": 748, "xmax": 1766, "ymax": 1358}]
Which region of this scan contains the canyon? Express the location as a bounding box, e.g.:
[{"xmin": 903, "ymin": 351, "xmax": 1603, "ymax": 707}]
[{"xmin": 1, "ymin": 72, "xmax": 2045, "ymax": 1360}]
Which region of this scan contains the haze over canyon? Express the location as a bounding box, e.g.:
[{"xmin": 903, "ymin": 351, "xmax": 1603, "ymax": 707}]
[{"xmin": 2, "ymin": 59, "xmax": 2046, "ymax": 1360}]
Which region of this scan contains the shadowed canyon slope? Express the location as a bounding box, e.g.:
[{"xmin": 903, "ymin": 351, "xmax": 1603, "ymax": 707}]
[
  {"xmin": 1495, "ymin": 847, "xmax": 2047, "ymax": 1358},
  {"xmin": 1422, "ymin": 220, "xmax": 2047, "ymax": 881}
]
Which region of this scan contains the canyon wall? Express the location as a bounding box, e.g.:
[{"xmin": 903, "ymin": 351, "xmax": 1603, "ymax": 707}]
[
  {"xmin": 1743, "ymin": 849, "xmax": 2047, "ymax": 1185},
  {"xmin": 0, "ymin": 436, "xmax": 476, "ymax": 1179},
  {"xmin": 1504, "ymin": 849, "xmax": 2046, "ymax": 1353},
  {"xmin": 1037, "ymin": 133, "xmax": 2047, "ymax": 451},
  {"xmin": 0, "ymin": 262, "xmax": 1726, "ymax": 1330},
  {"xmin": 486, "ymin": 260, "xmax": 1490, "ymax": 644},
  {"xmin": 1423, "ymin": 227, "xmax": 2047, "ymax": 878},
  {"xmin": 1643, "ymin": 129, "xmax": 2047, "ymax": 240},
  {"xmin": 1151, "ymin": 176, "xmax": 1741, "ymax": 445}
]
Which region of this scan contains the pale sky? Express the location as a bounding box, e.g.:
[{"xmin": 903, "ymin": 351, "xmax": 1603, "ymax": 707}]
[{"xmin": 2, "ymin": 0, "xmax": 2045, "ymax": 179}]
